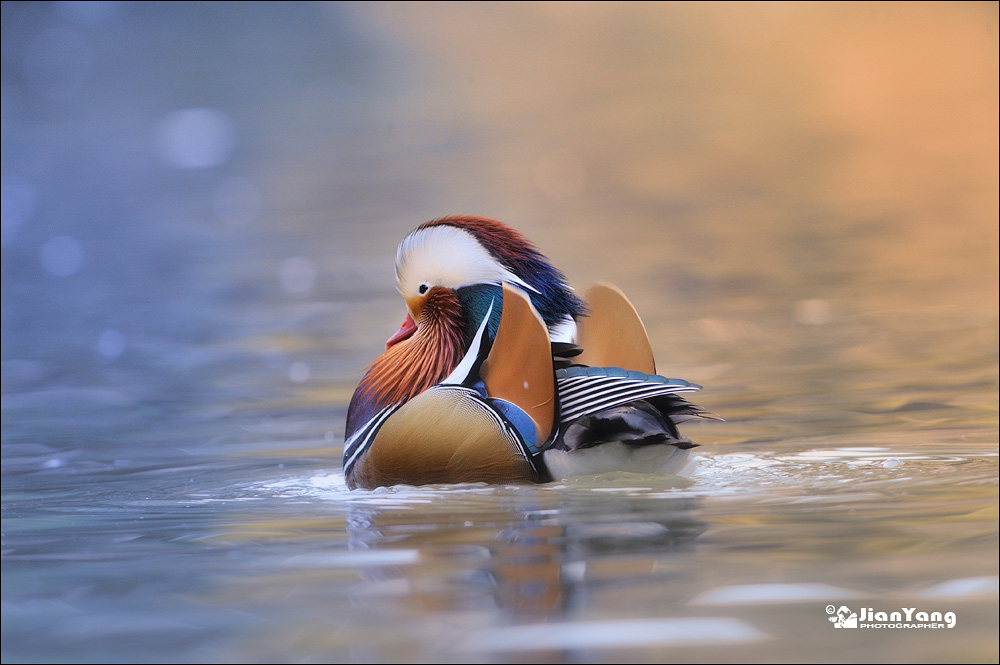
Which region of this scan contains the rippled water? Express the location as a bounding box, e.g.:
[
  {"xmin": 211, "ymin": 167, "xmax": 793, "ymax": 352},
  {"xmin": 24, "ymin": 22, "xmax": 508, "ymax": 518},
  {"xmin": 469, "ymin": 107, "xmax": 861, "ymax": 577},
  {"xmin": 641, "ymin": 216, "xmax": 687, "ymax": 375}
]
[{"xmin": 3, "ymin": 3, "xmax": 998, "ymax": 663}]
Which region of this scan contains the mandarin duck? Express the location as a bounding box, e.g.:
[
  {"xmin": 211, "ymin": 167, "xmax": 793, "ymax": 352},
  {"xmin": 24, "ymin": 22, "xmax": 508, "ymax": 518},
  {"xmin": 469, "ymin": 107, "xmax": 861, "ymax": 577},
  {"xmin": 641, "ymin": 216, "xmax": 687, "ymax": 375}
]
[{"xmin": 344, "ymin": 216, "xmax": 712, "ymax": 490}]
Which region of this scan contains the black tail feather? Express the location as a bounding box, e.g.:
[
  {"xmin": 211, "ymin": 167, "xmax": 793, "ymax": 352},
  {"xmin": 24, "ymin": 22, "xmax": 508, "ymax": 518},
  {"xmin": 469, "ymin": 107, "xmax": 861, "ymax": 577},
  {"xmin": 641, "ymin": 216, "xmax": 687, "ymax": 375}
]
[{"xmin": 555, "ymin": 399, "xmax": 700, "ymax": 452}]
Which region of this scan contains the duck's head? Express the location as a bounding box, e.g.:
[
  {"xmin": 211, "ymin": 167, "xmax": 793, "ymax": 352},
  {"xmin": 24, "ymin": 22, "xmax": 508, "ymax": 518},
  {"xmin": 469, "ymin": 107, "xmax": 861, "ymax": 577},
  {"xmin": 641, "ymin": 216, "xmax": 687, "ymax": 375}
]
[
  {"xmin": 388, "ymin": 215, "xmax": 585, "ymax": 349},
  {"xmin": 346, "ymin": 215, "xmax": 585, "ymax": 437}
]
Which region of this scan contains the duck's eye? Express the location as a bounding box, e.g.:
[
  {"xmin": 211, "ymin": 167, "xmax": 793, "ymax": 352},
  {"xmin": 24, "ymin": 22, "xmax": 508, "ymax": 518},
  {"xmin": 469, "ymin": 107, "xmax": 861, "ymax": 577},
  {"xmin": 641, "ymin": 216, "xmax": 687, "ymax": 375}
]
[{"xmin": 418, "ymin": 283, "xmax": 429, "ymax": 295}]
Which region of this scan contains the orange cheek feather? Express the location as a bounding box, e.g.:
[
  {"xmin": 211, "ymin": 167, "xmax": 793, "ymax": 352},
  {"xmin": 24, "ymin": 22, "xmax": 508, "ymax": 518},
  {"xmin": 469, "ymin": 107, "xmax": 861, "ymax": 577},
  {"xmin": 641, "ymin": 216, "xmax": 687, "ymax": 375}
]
[{"xmin": 356, "ymin": 287, "xmax": 465, "ymax": 412}]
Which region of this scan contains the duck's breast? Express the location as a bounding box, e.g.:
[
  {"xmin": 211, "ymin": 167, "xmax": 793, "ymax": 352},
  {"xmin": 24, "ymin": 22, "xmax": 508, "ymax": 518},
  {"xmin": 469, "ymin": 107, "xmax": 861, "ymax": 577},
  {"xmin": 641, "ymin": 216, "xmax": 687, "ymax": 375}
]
[{"xmin": 347, "ymin": 386, "xmax": 538, "ymax": 489}]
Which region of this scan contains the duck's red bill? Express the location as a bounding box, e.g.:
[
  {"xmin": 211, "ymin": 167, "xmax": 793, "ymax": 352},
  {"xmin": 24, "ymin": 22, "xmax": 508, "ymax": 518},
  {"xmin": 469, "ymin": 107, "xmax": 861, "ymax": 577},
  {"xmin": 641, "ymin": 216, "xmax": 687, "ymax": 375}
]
[{"xmin": 386, "ymin": 313, "xmax": 417, "ymax": 349}]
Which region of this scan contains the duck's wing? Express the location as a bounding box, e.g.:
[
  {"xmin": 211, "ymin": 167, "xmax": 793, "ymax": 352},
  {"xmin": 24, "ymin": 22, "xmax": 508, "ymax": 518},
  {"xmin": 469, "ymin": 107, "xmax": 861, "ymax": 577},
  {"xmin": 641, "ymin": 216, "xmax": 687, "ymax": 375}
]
[
  {"xmin": 549, "ymin": 283, "xmax": 717, "ymax": 455},
  {"xmin": 574, "ymin": 283, "xmax": 656, "ymax": 375},
  {"xmin": 479, "ymin": 282, "xmax": 559, "ymax": 446},
  {"xmin": 554, "ymin": 366, "xmax": 704, "ymax": 429},
  {"xmin": 529, "ymin": 367, "xmax": 715, "ymax": 474}
]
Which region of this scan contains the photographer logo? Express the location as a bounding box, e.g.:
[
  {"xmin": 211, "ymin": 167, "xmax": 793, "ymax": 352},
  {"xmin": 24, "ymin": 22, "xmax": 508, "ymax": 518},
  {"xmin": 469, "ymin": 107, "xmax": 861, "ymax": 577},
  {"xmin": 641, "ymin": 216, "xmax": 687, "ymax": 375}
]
[{"xmin": 826, "ymin": 604, "xmax": 956, "ymax": 629}]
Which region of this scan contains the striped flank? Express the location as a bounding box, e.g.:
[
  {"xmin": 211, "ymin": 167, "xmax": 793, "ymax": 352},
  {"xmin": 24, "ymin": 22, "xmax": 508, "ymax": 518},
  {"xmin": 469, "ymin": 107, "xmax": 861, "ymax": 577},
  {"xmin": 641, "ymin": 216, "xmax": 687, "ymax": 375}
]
[{"xmin": 556, "ymin": 368, "xmax": 701, "ymax": 425}]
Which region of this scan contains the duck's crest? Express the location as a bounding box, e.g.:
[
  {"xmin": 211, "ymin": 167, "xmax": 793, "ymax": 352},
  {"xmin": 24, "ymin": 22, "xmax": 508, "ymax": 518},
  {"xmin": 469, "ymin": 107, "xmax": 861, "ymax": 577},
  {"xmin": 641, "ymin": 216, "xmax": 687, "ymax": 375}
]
[{"xmin": 419, "ymin": 216, "xmax": 587, "ymax": 327}]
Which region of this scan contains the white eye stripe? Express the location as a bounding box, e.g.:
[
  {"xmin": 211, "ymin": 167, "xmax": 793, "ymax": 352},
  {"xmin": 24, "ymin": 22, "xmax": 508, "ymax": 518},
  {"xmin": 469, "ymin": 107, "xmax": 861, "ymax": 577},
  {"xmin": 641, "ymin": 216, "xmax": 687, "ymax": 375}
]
[{"xmin": 396, "ymin": 226, "xmax": 534, "ymax": 297}]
